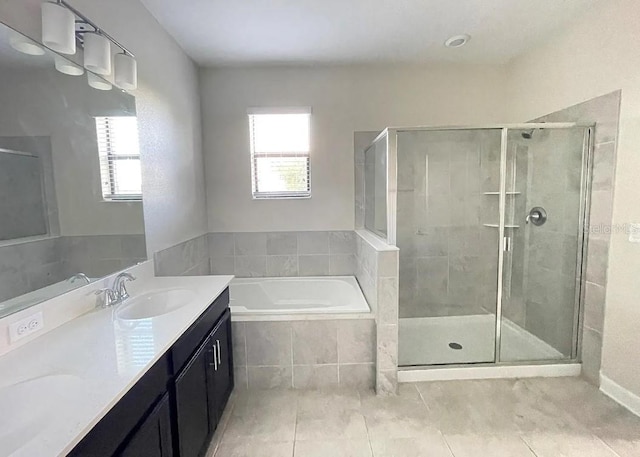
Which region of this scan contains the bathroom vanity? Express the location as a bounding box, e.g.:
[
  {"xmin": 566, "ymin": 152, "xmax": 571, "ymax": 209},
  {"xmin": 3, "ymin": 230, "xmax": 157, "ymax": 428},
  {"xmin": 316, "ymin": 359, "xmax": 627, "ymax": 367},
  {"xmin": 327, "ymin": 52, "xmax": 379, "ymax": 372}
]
[
  {"xmin": 69, "ymin": 288, "xmax": 233, "ymax": 457},
  {"xmin": 0, "ymin": 274, "xmax": 235, "ymax": 457}
]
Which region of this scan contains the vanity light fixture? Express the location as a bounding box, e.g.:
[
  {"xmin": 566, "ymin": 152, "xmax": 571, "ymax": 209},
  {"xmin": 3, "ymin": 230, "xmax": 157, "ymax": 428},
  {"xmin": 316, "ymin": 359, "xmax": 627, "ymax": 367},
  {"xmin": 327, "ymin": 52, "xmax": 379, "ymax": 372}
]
[
  {"xmin": 83, "ymin": 32, "xmax": 111, "ymax": 75},
  {"xmin": 9, "ymin": 32, "xmax": 45, "ymax": 56},
  {"xmin": 41, "ymin": 1, "xmax": 76, "ymax": 54},
  {"xmin": 114, "ymin": 52, "xmax": 137, "ymax": 90},
  {"xmin": 87, "ymin": 72, "xmax": 112, "ymax": 91},
  {"xmin": 39, "ymin": 1, "xmax": 138, "ymax": 90},
  {"xmin": 54, "ymin": 54, "xmax": 84, "ymax": 75}
]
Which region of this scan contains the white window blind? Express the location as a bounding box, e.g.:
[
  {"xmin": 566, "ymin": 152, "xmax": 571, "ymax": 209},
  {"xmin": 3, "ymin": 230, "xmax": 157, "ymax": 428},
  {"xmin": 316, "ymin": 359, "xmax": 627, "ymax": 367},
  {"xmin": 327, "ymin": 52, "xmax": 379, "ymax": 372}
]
[
  {"xmin": 95, "ymin": 116, "xmax": 142, "ymax": 201},
  {"xmin": 248, "ymin": 109, "xmax": 311, "ymax": 199}
]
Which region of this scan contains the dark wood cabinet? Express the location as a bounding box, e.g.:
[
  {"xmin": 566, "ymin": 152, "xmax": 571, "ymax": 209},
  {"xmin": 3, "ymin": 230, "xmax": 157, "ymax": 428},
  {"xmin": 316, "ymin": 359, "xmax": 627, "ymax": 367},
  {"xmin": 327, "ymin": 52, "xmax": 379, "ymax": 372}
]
[
  {"xmin": 69, "ymin": 287, "xmax": 233, "ymax": 457},
  {"xmin": 118, "ymin": 394, "xmax": 173, "ymax": 457},
  {"xmin": 207, "ymin": 309, "xmax": 233, "ymax": 431},
  {"xmin": 174, "ymin": 337, "xmax": 213, "ymax": 457}
]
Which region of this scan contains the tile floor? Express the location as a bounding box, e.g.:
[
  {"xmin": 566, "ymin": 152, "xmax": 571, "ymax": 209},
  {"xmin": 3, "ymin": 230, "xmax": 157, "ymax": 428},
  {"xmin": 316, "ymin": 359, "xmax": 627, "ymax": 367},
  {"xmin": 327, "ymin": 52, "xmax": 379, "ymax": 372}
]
[{"xmin": 207, "ymin": 377, "xmax": 640, "ymax": 457}]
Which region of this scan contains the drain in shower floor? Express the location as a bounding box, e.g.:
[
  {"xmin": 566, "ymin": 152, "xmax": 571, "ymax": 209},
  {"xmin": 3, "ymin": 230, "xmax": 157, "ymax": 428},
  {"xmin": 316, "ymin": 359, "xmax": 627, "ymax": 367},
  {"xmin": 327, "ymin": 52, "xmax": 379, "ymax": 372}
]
[{"xmin": 449, "ymin": 342, "xmax": 463, "ymax": 350}]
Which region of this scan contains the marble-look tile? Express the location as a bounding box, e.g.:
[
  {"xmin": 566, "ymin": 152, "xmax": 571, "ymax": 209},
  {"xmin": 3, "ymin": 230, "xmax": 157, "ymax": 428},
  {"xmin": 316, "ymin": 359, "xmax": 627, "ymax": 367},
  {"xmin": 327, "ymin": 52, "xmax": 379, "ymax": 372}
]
[
  {"xmin": 245, "ymin": 322, "xmax": 292, "ymax": 366},
  {"xmin": 293, "ymin": 440, "xmax": 372, "ymax": 457},
  {"xmin": 235, "ymin": 255, "xmax": 267, "ymax": 277},
  {"xmin": 329, "ymin": 254, "xmax": 356, "ymax": 275},
  {"xmin": 370, "ymin": 435, "xmax": 453, "ymax": 457},
  {"xmin": 588, "ymin": 191, "xmax": 614, "ymax": 241},
  {"xmin": 292, "ymin": 321, "xmax": 338, "ymax": 364},
  {"xmin": 585, "ymin": 239, "xmax": 609, "ymax": 286},
  {"xmin": 298, "ymin": 232, "xmax": 329, "ymax": 255},
  {"xmin": 581, "ymin": 327, "xmax": 603, "ymax": 386},
  {"xmin": 377, "ymin": 251, "xmax": 398, "ymax": 278},
  {"xmin": 267, "ymin": 255, "xmax": 299, "ymax": 277},
  {"xmin": 338, "ymin": 320, "xmax": 376, "ymax": 363},
  {"xmin": 338, "ymin": 364, "xmax": 375, "ymax": 389},
  {"xmin": 222, "ymin": 408, "xmax": 296, "ymax": 443},
  {"xmin": 583, "ymin": 281, "xmax": 606, "ymax": 333},
  {"xmin": 295, "ymin": 389, "xmax": 368, "ymax": 440},
  {"xmin": 444, "ymin": 434, "xmax": 535, "ymax": 457},
  {"xmin": 377, "ymin": 277, "xmax": 398, "ymax": 325},
  {"xmin": 231, "ymin": 322, "xmax": 247, "ymax": 366},
  {"xmin": 247, "ymin": 366, "xmax": 293, "ymax": 389},
  {"xmin": 234, "ymin": 233, "xmax": 267, "ymax": 256},
  {"xmin": 209, "ymin": 232, "xmax": 235, "ymax": 257},
  {"xmin": 330, "ymin": 231, "xmax": 357, "ymax": 254},
  {"xmin": 293, "ymin": 365, "xmax": 339, "ymax": 389},
  {"xmin": 211, "ymin": 256, "xmax": 235, "ymax": 275},
  {"xmin": 376, "ymin": 325, "xmax": 397, "ymax": 371},
  {"xmin": 234, "ymin": 366, "xmax": 248, "ymax": 391},
  {"xmin": 298, "ymin": 255, "xmax": 330, "ymax": 276},
  {"xmin": 267, "ymin": 232, "xmax": 298, "ymax": 255},
  {"xmin": 591, "ymin": 142, "xmax": 616, "ymax": 191},
  {"xmin": 214, "ymin": 441, "xmax": 293, "ymax": 457},
  {"xmin": 375, "ymin": 370, "xmax": 398, "ymax": 396},
  {"xmin": 522, "ymin": 432, "xmax": 620, "ymax": 457}
]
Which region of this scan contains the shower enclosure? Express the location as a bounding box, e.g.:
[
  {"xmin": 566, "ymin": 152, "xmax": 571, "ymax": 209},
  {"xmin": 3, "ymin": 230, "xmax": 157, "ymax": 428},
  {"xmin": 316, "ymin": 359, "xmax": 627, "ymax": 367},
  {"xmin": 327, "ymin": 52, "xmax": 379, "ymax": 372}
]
[{"xmin": 364, "ymin": 124, "xmax": 592, "ymax": 368}]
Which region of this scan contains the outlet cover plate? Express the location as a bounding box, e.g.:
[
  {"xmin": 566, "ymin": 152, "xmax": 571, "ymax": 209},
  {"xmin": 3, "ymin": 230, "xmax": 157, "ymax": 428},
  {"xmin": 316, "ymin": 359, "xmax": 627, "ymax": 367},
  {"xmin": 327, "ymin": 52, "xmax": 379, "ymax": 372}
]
[{"xmin": 9, "ymin": 311, "xmax": 44, "ymax": 343}]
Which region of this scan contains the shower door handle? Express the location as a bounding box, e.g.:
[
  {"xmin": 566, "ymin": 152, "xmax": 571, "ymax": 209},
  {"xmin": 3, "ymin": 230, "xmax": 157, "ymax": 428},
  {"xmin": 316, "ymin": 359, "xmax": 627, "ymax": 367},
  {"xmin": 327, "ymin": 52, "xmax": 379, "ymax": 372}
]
[{"xmin": 526, "ymin": 207, "xmax": 547, "ymax": 226}]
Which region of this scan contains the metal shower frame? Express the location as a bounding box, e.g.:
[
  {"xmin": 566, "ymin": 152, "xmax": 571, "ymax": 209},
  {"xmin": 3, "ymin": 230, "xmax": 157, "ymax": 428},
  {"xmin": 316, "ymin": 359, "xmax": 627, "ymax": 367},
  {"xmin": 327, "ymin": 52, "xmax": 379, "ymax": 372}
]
[{"xmin": 368, "ymin": 122, "xmax": 595, "ymax": 367}]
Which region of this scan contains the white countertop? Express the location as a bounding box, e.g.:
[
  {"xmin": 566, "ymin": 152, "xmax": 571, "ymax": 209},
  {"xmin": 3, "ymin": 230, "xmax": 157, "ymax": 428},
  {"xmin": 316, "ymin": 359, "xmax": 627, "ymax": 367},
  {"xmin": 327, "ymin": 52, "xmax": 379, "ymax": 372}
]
[{"xmin": 0, "ymin": 275, "xmax": 233, "ymax": 457}]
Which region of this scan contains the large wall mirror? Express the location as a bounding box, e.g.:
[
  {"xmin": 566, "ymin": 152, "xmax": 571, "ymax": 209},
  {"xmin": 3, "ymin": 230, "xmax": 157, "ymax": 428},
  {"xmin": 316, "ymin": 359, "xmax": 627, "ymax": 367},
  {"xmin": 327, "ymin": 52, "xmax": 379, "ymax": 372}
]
[{"xmin": 0, "ymin": 23, "xmax": 146, "ymax": 318}]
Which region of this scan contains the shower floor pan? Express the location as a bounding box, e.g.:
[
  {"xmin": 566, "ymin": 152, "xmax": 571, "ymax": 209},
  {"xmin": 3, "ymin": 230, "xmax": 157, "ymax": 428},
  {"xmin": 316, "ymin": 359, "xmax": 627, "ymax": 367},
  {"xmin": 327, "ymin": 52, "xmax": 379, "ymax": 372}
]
[{"xmin": 399, "ymin": 314, "xmax": 563, "ymax": 366}]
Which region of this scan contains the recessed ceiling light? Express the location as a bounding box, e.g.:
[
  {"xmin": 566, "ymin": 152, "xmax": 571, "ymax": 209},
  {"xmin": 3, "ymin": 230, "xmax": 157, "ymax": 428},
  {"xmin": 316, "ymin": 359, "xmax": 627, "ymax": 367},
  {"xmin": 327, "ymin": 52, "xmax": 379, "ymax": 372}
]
[{"xmin": 445, "ymin": 34, "xmax": 471, "ymax": 48}]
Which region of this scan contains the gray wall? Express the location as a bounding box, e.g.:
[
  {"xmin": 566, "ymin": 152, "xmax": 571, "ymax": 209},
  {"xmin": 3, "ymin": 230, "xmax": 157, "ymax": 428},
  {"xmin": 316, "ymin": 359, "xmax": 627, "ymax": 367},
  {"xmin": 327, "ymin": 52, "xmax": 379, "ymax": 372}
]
[{"xmin": 153, "ymin": 234, "xmax": 210, "ymax": 277}]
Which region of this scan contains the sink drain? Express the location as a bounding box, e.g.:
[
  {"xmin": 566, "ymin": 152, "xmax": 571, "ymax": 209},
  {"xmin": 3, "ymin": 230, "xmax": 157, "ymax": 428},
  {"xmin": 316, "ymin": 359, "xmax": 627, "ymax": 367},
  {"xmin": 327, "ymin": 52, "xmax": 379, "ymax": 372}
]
[{"xmin": 449, "ymin": 342, "xmax": 463, "ymax": 350}]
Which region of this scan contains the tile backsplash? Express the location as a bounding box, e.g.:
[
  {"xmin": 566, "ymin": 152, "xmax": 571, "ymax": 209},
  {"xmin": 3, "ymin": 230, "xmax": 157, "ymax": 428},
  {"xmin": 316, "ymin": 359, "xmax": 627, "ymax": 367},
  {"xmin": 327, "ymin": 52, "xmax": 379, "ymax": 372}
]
[{"xmin": 209, "ymin": 231, "xmax": 357, "ymax": 277}]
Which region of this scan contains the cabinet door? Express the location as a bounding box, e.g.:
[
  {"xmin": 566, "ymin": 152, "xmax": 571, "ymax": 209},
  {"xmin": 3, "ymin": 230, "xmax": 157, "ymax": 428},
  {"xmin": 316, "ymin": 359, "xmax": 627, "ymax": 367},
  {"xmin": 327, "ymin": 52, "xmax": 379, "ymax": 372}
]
[
  {"xmin": 118, "ymin": 394, "xmax": 173, "ymax": 457},
  {"xmin": 207, "ymin": 309, "xmax": 234, "ymax": 432},
  {"xmin": 175, "ymin": 337, "xmax": 212, "ymax": 457}
]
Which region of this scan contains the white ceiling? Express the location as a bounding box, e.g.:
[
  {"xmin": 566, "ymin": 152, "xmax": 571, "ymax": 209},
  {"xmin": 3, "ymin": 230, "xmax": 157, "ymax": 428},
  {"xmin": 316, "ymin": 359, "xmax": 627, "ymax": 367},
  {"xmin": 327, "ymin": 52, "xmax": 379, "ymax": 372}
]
[{"xmin": 140, "ymin": 0, "xmax": 596, "ymax": 66}]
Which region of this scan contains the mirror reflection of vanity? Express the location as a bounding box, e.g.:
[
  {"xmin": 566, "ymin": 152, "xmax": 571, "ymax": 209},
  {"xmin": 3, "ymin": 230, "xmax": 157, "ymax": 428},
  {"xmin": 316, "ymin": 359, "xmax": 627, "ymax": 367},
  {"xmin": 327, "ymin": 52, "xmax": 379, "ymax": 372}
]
[{"xmin": 0, "ymin": 24, "xmax": 146, "ymax": 319}]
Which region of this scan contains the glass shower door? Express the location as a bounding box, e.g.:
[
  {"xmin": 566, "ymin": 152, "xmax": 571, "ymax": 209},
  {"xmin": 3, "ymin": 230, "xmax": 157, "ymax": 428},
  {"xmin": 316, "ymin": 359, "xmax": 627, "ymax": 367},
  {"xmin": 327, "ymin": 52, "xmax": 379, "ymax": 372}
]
[
  {"xmin": 397, "ymin": 129, "xmax": 502, "ymax": 366},
  {"xmin": 499, "ymin": 127, "xmax": 589, "ymax": 362}
]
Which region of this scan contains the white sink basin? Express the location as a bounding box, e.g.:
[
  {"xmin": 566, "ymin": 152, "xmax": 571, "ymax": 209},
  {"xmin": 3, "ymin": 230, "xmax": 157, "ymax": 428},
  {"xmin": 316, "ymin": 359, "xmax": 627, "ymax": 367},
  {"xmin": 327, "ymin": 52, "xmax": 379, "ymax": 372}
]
[
  {"xmin": 116, "ymin": 288, "xmax": 195, "ymax": 320},
  {"xmin": 0, "ymin": 374, "xmax": 84, "ymax": 455}
]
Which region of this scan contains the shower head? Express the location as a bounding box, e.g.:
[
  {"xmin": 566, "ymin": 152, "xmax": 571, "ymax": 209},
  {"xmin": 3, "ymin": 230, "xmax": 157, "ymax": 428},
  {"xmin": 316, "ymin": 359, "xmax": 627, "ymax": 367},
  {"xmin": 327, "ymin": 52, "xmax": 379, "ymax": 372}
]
[{"xmin": 521, "ymin": 129, "xmax": 535, "ymax": 139}]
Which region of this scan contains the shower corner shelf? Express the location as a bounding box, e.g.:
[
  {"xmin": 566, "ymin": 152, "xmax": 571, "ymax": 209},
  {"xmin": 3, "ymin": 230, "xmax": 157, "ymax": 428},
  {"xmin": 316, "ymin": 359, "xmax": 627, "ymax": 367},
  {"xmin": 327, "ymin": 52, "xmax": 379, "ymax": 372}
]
[
  {"xmin": 483, "ymin": 224, "xmax": 520, "ymax": 229},
  {"xmin": 483, "ymin": 191, "xmax": 521, "ymax": 195}
]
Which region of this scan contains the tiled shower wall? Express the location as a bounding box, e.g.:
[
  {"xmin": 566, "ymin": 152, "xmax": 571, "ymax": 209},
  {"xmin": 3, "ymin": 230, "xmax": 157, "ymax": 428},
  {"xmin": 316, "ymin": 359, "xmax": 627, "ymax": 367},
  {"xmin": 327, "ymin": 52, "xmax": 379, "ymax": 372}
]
[
  {"xmin": 533, "ymin": 91, "xmax": 621, "ymax": 385},
  {"xmin": 208, "ymin": 231, "xmax": 357, "ymax": 277},
  {"xmin": 0, "ymin": 234, "xmax": 146, "ymax": 303},
  {"xmin": 395, "ymin": 130, "xmax": 501, "ymax": 319}
]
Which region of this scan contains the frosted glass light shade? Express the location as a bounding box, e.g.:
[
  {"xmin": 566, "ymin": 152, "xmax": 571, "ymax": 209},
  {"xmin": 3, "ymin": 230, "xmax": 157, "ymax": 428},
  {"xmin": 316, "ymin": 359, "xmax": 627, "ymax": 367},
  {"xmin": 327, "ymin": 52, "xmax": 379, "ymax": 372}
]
[
  {"xmin": 41, "ymin": 2, "xmax": 76, "ymax": 55},
  {"xmin": 87, "ymin": 72, "xmax": 112, "ymax": 91},
  {"xmin": 55, "ymin": 54, "xmax": 84, "ymax": 75},
  {"xmin": 114, "ymin": 53, "xmax": 137, "ymax": 90},
  {"xmin": 10, "ymin": 32, "xmax": 45, "ymax": 56},
  {"xmin": 84, "ymin": 32, "xmax": 111, "ymax": 75}
]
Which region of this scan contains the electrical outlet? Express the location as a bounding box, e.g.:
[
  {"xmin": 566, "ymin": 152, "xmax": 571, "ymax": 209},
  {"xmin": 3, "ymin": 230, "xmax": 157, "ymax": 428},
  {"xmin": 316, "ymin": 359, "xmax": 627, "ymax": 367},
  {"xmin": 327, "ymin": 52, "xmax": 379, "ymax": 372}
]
[{"xmin": 9, "ymin": 311, "xmax": 44, "ymax": 343}]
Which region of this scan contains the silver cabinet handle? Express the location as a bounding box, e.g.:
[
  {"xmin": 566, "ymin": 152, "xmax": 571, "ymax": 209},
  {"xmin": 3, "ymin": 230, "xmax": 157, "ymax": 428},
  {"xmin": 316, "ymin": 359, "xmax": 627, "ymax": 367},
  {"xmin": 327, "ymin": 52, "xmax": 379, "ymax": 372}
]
[
  {"xmin": 212, "ymin": 345, "xmax": 218, "ymax": 371},
  {"xmin": 216, "ymin": 340, "xmax": 221, "ymax": 365}
]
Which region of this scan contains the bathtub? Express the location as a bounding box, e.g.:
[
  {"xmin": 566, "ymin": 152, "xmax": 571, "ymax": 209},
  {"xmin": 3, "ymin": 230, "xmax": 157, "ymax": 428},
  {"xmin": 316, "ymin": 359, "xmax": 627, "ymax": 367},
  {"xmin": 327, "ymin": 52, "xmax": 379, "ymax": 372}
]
[{"xmin": 230, "ymin": 276, "xmax": 370, "ymax": 317}]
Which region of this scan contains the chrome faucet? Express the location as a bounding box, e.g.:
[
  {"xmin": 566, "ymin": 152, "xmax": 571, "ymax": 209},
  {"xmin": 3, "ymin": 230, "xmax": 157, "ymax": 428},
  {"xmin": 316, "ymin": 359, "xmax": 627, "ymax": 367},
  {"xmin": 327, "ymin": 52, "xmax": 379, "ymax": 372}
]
[
  {"xmin": 112, "ymin": 272, "xmax": 136, "ymax": 302},
  {"xmin": 94, "ymin": 272, "xmax": 136, "ymax": 308},
  {"xmin": 69, "ymin": 273, "xmax": 91, "ymax": 284}
]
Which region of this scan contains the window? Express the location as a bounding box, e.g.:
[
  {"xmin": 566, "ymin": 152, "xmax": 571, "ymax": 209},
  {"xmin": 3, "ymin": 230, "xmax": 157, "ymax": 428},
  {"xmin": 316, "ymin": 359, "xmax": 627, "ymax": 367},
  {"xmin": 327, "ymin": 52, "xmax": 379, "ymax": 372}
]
[
  {"xmin": 95, "ymin": 116, "xmax": 142, "ymax": 201},
  {"xmin": 248, "ymin": 108, "xmax": 311, "ymax": 199}
]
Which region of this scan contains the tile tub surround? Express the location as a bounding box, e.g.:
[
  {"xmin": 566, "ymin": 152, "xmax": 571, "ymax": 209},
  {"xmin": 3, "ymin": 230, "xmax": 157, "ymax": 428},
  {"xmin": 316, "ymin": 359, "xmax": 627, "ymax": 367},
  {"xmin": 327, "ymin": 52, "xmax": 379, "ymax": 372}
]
[
  {"xmin": 355, "ymin": 230, "xmax": 400, "ymax": 396},
  {"xmin": 232, "ymin": 318, "xmax": 376, "ymax": 390},
  {"xmin": 154, "ymin": 233, "xmax": 211, "ymax": 276},
  {"xmin": 206, "ymin": 377, "xmax": 640, "ymax": 457},
  {"xmin": 0, "ymin": 271, "xmax": 233, "ymax": 456},
  {"xmin": 209, "ymin": 231, "xmax": 357, "ymax": 278},
  {"xmin": 532, "ymin": 91, "xmax": 621, "ymax": 386}
]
